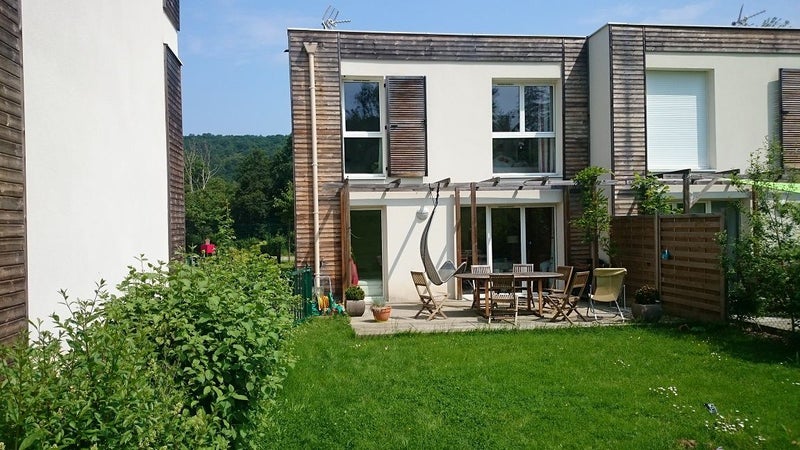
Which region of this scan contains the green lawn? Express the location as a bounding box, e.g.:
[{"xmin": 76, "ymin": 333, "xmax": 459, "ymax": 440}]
[{"xmin": 261, "ymin": 318, "xmax": 800, "ymax": 449}]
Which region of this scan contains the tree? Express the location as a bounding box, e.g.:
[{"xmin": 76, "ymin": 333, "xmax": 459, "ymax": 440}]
[
  {"xmin": 572, "ymin": 166, "xmax": 612, "ymax": 269},
  {"xmin": 631, "ymin": 172, "xmax": 677, "ymax": 215},
  {"xmin": 721, "ymin": 139, "xmax": 800, "ymax": 329},
  {"xmin": 185, "ymin": 176, "xmax": 235, "ymax": 251}
]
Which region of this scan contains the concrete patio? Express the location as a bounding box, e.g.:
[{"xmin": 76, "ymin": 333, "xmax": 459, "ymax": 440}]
[{"xmin": 349, "ymin": 296, "xmax": 630, "ymax": 336}]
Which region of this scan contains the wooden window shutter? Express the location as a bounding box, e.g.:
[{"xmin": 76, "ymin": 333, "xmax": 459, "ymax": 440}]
[
  {"xmin": 781, "ymin": 68, "xmax": 800, "ymax": 169},
  {"xmin": 386, "ymin": 76, "xmax": 427, "ymax": 177}
]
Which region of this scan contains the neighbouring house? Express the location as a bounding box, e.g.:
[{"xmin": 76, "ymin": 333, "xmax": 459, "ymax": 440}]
[
  {"xmin": 0, "ymin": 0, "xmax": 184, "ymax": 343},
  {"xmin": 287, "ymin": 24, "xmax": 800, "ymax": 305}
]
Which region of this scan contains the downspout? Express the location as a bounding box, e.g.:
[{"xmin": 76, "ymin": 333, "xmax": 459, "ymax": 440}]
[{"xmin": 303, "ymin": 42, "xmax": 320, "ymax": 291}]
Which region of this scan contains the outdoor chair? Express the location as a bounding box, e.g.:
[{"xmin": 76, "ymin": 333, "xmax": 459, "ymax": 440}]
[
  {"xmin": 469, "ymin": 264, "xmax": 491, "ymax": 309},
  {"xmin": 511, "ymin": 263, "xmax": 536, "ymax": 307},
  {"xmin": 548, "ymin": 270, "xmax": 589, "ymax": 323},
  {"xmin": 487, "ymin": 274, "xmax": 518, "ymax": 325},
  {"xmin": 545, "ymin": 265, "xmax": 574, "ymax": 296},
  {"xmin": 588, "ymin": 267, "xmax": 627, "ymax": 321},
  {"xmin": 411, "ymin": 271, "xmax": 448, "ymax": 321}
]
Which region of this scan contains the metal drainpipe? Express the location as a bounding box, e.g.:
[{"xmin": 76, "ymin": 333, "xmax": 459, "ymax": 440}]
[{"xmin": 303, "ymin": 42, "xmax": 321, "ymax": 291}]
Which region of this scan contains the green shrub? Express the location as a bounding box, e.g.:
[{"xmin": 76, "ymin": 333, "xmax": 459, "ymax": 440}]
[
  {"xmin": 0, "ymin": 285, "xmax": 219, "ymax": 449},
  {"xmin": 0, "ymin": 246, "xmax": 298, "ymax": 448},
  {"xmin": 110, "ymin": 247, "xmax": 298, "ymax": 444}
]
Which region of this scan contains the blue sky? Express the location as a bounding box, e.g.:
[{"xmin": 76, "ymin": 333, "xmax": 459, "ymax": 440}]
[{"xmin": 181, "ymin": 0, "xmax": 799, "ymax": 136}]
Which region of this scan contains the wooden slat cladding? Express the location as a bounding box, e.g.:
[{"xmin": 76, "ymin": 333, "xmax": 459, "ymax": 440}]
[
  {"xmin": 339, "ymin": 32, "xmax": 569, "ymax": 62},
  {"xmin": 163, "ymin": 0, "xmax": 179, "ymax": 31},
  {"xmin": 0, "ymin": 0, "xmax": 23, "ymax": 345},
  {"xmin": 164, "ymin": 45, "xmax": 185, "ymax": 258},
  {"xmin": 565, "ymin": 187, "xmax": 590, "ymax": 270},
  {"xmin": 562, "ymin": 40, "xmax": 589, "ymax": 178},
  {"xmin": 643, "ymin": 26, "xmax": 800, "ymax": 54},
  {"xmin": 781, "ymin": 69, "xmax": 800, "ymax": 169},
  {"xmin": 386, "ymin": 76, "xmax": 426, "ymax": 177},
  {"xmin": 289, "ymin": 31, "xmax": 345, "ymax": 294}
]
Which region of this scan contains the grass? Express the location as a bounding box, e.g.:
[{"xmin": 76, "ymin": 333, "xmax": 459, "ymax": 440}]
[{"xmin": 261, "ymin": 318, "xmax": 800, "ymax": 449}]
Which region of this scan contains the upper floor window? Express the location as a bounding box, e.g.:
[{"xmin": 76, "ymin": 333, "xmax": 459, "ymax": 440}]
[
  {"xmin": 343, "ymin": 80, "xmax": 384, "ymax": 175},
  {"xmin": 492, "ymin": 84, "xmax": 556, "ymax": 174},
  {"xmin": 646, "ymin": 71, "xmax": 710, "ymax": 171},
  {"xmin": 342, "ymin": 77, "xmax": 428, "ymax": 178}
]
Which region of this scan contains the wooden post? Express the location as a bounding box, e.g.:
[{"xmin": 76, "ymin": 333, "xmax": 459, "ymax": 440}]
[
  {"xmin": 455, "ymin": 187, "xmax": 462, "ymax": 298},
  {"xmin": 470, "ymin": 182, "xmax": 478, "ymax": 265}
]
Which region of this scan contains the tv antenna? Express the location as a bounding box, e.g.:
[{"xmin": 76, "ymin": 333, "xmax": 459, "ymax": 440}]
[
  {"xmin": 321, "ymin": 6, "xmax": 350, "ymax": 30},
  {"xmin": 732, "ymin": 4, "xmax": 766, "ymax": 26}
]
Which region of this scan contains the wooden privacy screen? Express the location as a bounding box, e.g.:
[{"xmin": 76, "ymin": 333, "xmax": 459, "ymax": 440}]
[{"xmin": 612, "ymin": 214, "xmax": 725, "ymax": 322}]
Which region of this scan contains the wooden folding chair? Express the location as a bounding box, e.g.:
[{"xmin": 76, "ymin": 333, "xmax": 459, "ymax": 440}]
[
  {"xmin": 488, "ymin": 274, "xmax": 518, "ymax": 325},
  {"xmin": 411, "ymin": 271, "xmax": 448, "ymax": 321},
  {"xmin": 548, "ymin": 270, "xmax": 589, "ymax": 323},
  {"xmin": 511, "ymin": 263, "xmax": 536, "ymax": 304},
  {"xmin": 545, "ymin": 265, "xmax": 574, "ymax": 295},
  {"xmin": 469, "ymin": 264, "xmax": 491, "ymax": 309}
]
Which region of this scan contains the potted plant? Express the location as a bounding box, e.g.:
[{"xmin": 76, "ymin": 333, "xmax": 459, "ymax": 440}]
[
  {"xmin": 344, "ymin": 285, "xmax": 366, "ymax": 317},
  {"xmin": 370, "ymin": 297, "xmax": 391, "ymax": 322},
  {"xmin": 632, "ymin": 285, "xmax": 663, "ymax": 323}
]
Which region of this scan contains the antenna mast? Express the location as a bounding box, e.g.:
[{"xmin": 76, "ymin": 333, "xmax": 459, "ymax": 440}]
[
  {"xmin": 321, "ymin": 5, "xmax": 350, "ymax": 30},
  {"xmin": 732, "ymin": 4, "xmax": 766, "ymax": 26}
]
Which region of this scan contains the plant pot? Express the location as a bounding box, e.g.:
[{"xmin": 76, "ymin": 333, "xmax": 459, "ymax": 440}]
[
  {"xmin": 371, "ymin": 305, "xmax": 392, "ymax": 322},
  {"xmin": 632, "ymin": 303, "xmax": 663, "ymax": 323},
  {"xmin": 346, "ymin": 299, "xmax": 365, "ymax": 317}
]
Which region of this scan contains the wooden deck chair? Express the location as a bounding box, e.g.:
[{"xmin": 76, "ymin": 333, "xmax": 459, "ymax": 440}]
[
  {"xmin": 487, "ymin": 274, "xmax": 518, "ymax": 325},
  {"xmin": 511, "ymin": 263, "xmax": 536, "ymax": 308},
  {"xmin": 549, "ymin": 270, "xmax": 589, "ymax": 323},
  {"xmin": 469, "ymin": 264, "xmax": 491, "ymax": 309},
  {"xmin": 545, "ymin": 265, "xmax": 574, "ymax": 296},
  {"xmin": 588, "ymin": 268, "xmax": 627, "ymax": 321},
  {"xmin": 411, "ymin": 271, "xmax": 448, "ymax": 321}
]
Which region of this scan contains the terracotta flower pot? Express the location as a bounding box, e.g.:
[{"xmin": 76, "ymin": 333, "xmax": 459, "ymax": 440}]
[{"xmin": 371, "ymin": 305, "xmax": 392, "ymax": 322}]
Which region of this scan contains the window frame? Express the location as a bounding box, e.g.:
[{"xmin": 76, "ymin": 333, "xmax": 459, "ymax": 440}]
[
  {"xmin": 342, "ymin": 78, "xmax": 387, "ymax": 179},
  {"xmin": 491, "ymin": 81, "xmax": 558, "ymax": 176}
]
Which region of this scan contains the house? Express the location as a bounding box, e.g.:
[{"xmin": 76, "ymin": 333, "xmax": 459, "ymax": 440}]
[
  {"xmin": 286, "ymin": 24, "xmax": 800, "ymax": 305},
  {"xmin": 0, "ymin": 0, "xmax": 184, "ymax": 343}
]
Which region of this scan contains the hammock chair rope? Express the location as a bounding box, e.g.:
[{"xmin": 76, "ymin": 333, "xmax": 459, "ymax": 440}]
[{"xmin": 420, "ymin": 180, "xmax": 466, "ymax": 285}]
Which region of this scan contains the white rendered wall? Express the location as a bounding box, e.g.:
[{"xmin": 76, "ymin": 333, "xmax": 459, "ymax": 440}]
[
  {"xmin": 646, "ymin": 53, "xmax": 800, "ymax": 173},
  {"xmin": 587, "ymin": 26, "xmax": 613, "ymax": 170},
  {"xmin": 342, "ymin": 60, "xmax": 565, "ymax": 301},
  {"xmin": 22, "ymin": 1, "xmax": 179, "ymax": 330},
  {"xmin": 341, "ymin": 60, "xmax": 563, "ymax": 182}
]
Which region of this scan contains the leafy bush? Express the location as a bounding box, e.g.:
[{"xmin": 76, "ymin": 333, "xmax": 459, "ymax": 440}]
[
  {"xmin": 0, "ymin": 246, "xmax": 298, "ymax": 448},
  {"xmin": 344, "ymin": 285, "xmax": 365, "ymax": 300},
  {"xmin": 110, "ymin": 247, "xmax": 297, "ymax": 444},
  {"xmin": 0, "ymin": 285, "xmax": 219, "ymax": 449},
  {"xmin": 634, "ymin": 285, "xmax": 660, "ymax": 304}
]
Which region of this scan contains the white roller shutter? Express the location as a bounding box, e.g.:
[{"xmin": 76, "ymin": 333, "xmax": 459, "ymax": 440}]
[{"xmin": 646, "ymin": 71, "xmax": 709, "ymax": 170}]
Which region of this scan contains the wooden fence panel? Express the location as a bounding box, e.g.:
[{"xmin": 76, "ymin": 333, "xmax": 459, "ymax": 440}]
[{"xmin": 612, "ymin": 214, "xmax": 725, "ymax": 322}]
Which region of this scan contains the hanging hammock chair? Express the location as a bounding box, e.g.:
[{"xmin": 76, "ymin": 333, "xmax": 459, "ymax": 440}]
[{"xmin": 420, "ymin": 179, "xmax": 466, "ymax": 285}]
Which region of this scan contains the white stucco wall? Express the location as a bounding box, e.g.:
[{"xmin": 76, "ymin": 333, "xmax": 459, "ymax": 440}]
[
  {"xmin": 646, "ymin": 53, "xmax": 800, "ymax": 173},
  {"xmin": 22, "ymin": 1, "xmax": 179, "ymax": 329},
  {"xmin": 341, "ymin": 60, "xmax": 563, "ymax": 181},
  {"xmin": 587, "ymin": 26, "xmax": 613, "ymax": 170},
  {"xmin": 342, "ymin": 60, "xmax": 566, "ymax": 301}
]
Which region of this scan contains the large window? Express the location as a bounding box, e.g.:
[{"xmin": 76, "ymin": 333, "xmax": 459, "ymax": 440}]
[
  {"xmin": 343, "ymin": 80, "xmax": 384, "ymax": 175},
  {"xmin": 646, "ymin": 71, "xmax": 709, "ymax": 170},
  {"xmin": 492, "ymin": 84, "xmax": 555, "ymax": 174}
]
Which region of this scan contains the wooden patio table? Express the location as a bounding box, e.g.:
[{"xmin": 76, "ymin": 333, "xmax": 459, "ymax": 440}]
[{"xmin": 455, "ymin": 271, "xmax": 563, "ymax": 318}]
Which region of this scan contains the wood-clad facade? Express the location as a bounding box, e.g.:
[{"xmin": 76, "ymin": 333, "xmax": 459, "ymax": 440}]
[
  {"xmin": 0, "ymin": 0, "xmax": 24, "ymax": 345},
  {"xmin": 289, "ymin": 24, "xmax": 800, "ymax": 304},
  {"xmin": 289, "ymin": 29, "xmax": 591, "ymax": 296},
  {"xmin": 165, "ymin": 45, "xmax": 185, "ymax": 259},
  {"xmin": 603, "ymin": 24, "xmax": 800, "ymax": 214}
]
